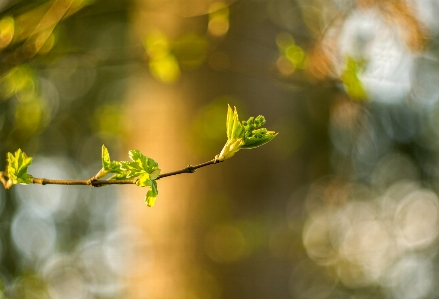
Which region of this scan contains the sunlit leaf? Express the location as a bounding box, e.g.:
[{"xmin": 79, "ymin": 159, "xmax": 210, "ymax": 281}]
[
  {"xmin": 145, "ymin": 180, "xmax": 158, "ymax": 207},
  {"xmin": 102, "ymin": 145, "xmax": 111, "ymax": 169},
  {"xmin": 136, "ymin": 173, "xmax": 151, "ymax": 187},
  {"xmin": 6, "ymin": 149, "xmax": 33, "ymax": 187},
  {"xmin": 128, "ymin": 150, "xmax": 159, "ymax": 174},
  {"xmin": 106, "ymin": 149, "xmax": 160, "ymax": 206},
  {"xmin": 98, "ymin": 145, "xmax": 122, "ymax": 179}
]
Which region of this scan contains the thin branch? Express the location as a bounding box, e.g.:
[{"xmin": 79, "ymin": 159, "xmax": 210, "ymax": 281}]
[
  {"xmin": 1, "ymin": 158, "xmax": 223, "ymax": 189},
  {"xmin": 30, "ymin": 177, "xmax": 137, "ymax": 187},
  {"xmin": 156, "ymin": 158, "xmax": 221, "ymax": 180}
]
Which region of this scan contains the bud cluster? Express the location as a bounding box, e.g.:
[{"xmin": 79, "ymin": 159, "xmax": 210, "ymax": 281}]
[
  {"xmin": 243, "ymin": 115, "xmax": 267, "ymax": 139},
  {"xmin": 217, "ymin": 105, "xmax": 277, "ymax": 161}
]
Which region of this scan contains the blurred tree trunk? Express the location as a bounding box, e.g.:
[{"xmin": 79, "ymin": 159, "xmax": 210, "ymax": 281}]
[{"xmin": 120, "ymin": 2, "xmax": 202, "ymax": 299}]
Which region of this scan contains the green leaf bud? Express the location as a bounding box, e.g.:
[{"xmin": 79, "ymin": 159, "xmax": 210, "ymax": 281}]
[
  {"xmin": 217, "ymin": 138, "xmax": 245, "ymax": 161},
  {"xmin": 254, "ymin": 115, "xmax": 266, "ymax": 126},
  {"xmin": 252, "ymin": 128, "xmax": 268, "ymax": 138},
  {"xmin": 219, "ymin": 105, "xmax": 278, "ymax": 160}
]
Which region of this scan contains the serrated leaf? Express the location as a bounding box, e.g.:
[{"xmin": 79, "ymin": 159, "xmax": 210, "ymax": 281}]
[
  {"xmin": 146, "ymin": 158, "xmax": 159, "ymax": 173},
  {"xmin": 145, "ymin": 180, "xmax": 158, "ymax": 207},
  {"xmin": 6, "ymin": 149, "xmax": 33, "ymax": 186},
  {"xmin": 103, "ymin": 148, "xmax": 160, "ymax": 206},
  {"xmin": 111, "ymin": 150, "xmax": 160, "ymax": 181},
  {"xmin": 118, "ymin": 161, "xmax": 143, "ymax": 179},
  {"xmin": 129, "ymin": 150, "xmax": 148, "ymax": 167},
  {"xmin": 129, "ymin": 150, "xmax": 159, "ymax": 173}
]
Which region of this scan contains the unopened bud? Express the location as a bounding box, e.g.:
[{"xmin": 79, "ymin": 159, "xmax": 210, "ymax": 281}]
[{"xmin": 254, "ymin": 115, "xmax": 266, "ymax": 126}]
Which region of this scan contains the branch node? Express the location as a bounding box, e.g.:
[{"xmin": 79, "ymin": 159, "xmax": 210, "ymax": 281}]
[
  {"xmin": 186, "ymin": 165, "xmax": 196, "ymax": 173},
  {"xmin": 89, "ymin": 178, "xmax": 105, "ymax": 187}
]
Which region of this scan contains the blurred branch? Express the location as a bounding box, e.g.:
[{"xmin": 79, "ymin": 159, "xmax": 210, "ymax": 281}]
[
  {"xmin": 0, "ymin": 0, "xmax": 88, "ymax": 72},
  {"xmin": 0, "ymin": 0, "xmax": 34, "ymax": 17},
  {"xmin": 1, "ymin": 0, "xmax": 71, "ymax": 66}
]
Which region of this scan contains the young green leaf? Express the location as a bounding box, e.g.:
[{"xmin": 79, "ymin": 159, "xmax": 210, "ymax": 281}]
[
  {"xmin": 227, "ymin": 105, "xmax": 244, "ymax": 140},
  {"xmin": 102, "ymin": 145, "xmax": 111, "ymax": 170},
  {"xmin": 135, "ymin": 174, "xmax": 159, "ymax": 207},
  {"xmin": 94, "ymin": 145, "xmax": 122, "ymax": 179},
  {"xmin": 110, "ymin": 149, "xmax": 161, "ymax": 207},
  {"xmin": 5, "ymin": 149, "xmax": 33, "ymax": 188},
  {"xmin": 136, "ymin": 173, "xmax": 151, "ymax": 187},
  {"xmin": 241, "ymin": 133, "xmax": 277, "ymax": 149},
  {"xmin": 129, "ymin": 150, "xmax": 159, "ymax": 174},
  {"xmin": 226, "ymin": 104, "xmax": 234, "ymax": 140},
  {"xmin": 145, "ymin": 180, "xmax": 158, "ymax": 207},
  {"xmin": 118, "ymin": 160, "xmax": 145, "ymax": 179}
]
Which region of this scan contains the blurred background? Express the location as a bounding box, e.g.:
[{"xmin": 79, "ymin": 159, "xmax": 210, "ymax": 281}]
[{"xmin": 1, "ymin": 0, "xmax": 439, "ymax": 298}]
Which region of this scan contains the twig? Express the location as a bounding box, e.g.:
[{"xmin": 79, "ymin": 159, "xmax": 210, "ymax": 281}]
[
  {"xmin": 0, "ymin": 158, "xmax": 222, "ymax": 188},
  {"xmin": 156, "ymin": 158, "xmax": 221, "ymax": 180},
  {"xmin": 30, "ymin": 178, "xmax": 137, "ymax": 187}
]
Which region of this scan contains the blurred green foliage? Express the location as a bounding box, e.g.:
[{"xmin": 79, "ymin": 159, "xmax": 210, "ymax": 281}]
[{"xmin": 341, "ymin": 56, "xmax": 366, "ymax": 100}]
